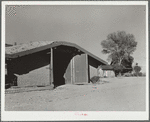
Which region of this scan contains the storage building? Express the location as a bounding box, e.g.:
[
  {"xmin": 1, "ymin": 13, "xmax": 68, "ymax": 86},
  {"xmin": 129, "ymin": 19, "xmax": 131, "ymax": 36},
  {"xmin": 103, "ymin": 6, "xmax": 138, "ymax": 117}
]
[{"xmin": 6, "ymin": 41, "xmax": 108, "ymax": 87}]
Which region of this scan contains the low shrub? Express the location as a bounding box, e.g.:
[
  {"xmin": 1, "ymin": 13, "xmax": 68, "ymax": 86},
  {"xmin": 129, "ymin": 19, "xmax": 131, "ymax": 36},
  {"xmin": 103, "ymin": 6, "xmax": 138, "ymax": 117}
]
[
  {"xmin": 133, "ymin": 64, "xmax": 141, "ymax": 75},
  {"xmin": 142, "ymin": 73, "xmax": 146, "ymax": 77},
  {"xmin": 123, "ymin": 72, "xmax": 133, "ymax": 77},
  {"xmin": 90, "ymin": 76, "xmax": 100, "ymax": 84},
  {"xmin": 132, "ymin": 72, "xmax": 145, "ymax": 77},
  {"xmin": 133, "ymin": 72, "xmax": 137, "ymax": 76},
  {"xmin": 138, "ymin": 72, "xmax": 143, "ymax": 76},
  {"xmin": 123, "ymin": 72, "xmax": 145, "ymax": 77}
]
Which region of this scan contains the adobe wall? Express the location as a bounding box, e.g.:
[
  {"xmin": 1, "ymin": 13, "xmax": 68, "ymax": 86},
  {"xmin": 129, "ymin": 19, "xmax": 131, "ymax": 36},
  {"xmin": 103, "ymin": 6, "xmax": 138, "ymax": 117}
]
[{"xmin": 17, "ymin": 65, "xmax": 50, "ymax": 87}]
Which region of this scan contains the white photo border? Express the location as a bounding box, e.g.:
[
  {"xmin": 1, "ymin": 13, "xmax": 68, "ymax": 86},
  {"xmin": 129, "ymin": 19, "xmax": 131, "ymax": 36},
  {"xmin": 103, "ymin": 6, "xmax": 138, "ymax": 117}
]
[{"xmin": 1, "ymin": 1, "xmax": 149, "ymax": 121}]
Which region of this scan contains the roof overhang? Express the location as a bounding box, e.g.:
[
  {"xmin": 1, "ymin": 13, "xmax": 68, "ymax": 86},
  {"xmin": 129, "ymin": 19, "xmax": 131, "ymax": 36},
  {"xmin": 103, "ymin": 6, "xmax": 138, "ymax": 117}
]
[{"xmin": 6, "ymin": 41, "xmax": 108, "ymax": 65}]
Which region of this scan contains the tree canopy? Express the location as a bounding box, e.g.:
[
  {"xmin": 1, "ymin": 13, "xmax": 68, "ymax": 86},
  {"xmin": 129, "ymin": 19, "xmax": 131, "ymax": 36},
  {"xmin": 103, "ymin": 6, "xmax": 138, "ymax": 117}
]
[
  {"xmin": 101, "ymin": 31, "xmax": 137, "ymax": 76},
  {"xmin": 101, "ymin": 31, "xmax": 137, "ymax": 66}
]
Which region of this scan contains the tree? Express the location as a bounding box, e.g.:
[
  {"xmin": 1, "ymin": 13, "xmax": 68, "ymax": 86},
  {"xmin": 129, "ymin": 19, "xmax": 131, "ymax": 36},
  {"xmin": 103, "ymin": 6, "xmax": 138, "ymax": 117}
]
[
  {"xmin": 121, "ymin": 55, "xmax": 133, "ymax": 68},
  {"xmin": 113, "ymin": 63, "xmax": 125, "ymax": 77},
  {"xmin": 101, "ymin": 31, "xmax": 137, "ymax": 75},
  {"xmin": 133, "ymin": 63, "xmax": 141, "ymax": 76},
  {"xmin": 112, "ymin": 55, "xmax": 134, "ymax": 74}
]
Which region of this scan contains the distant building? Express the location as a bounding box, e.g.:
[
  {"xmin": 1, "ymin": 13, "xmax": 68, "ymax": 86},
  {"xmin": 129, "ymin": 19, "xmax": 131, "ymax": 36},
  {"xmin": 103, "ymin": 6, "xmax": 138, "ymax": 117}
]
[{"xmin": 98, "ymin": 65, "xmax": 115, "ymax": 77}]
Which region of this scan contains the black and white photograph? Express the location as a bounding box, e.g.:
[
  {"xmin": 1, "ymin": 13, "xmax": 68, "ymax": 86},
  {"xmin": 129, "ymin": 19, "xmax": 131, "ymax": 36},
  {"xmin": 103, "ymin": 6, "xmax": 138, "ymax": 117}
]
[{"xmin": 1, "ymin": 1, "xmax": 149, "ymax": 121}]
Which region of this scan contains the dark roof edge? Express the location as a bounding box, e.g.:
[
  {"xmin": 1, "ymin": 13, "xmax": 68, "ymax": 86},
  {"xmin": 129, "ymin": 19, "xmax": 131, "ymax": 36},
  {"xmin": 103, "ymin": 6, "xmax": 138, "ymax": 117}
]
[{"xmin": 58, "ymin": 41, "xmax": 108, "ymax": 65}]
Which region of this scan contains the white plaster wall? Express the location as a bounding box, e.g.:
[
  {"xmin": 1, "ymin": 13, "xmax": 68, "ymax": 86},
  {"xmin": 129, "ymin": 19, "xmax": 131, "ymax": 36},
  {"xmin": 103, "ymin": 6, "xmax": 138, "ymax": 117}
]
[{"xmin": 17, "ymin": 65, "xmax": 50, "ymax": 87}]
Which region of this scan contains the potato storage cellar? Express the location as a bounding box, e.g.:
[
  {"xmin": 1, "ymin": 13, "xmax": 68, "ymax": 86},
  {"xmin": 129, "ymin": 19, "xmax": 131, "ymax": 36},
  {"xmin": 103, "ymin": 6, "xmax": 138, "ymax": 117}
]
[{"xmin": 5, "ymin": 41, "xmax": 108, "ymax": 88}]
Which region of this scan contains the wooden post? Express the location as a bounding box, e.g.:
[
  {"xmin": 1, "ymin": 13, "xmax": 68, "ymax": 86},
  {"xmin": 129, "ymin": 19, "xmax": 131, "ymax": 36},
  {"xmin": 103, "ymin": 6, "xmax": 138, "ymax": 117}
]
[
  {"xmin": 50, "ymin": 48, "xmax": 53, "ymax": 85},
  {"xmin": 71, "ymin": 59, "xmax": 73, "ymax": 84},
  {"xmin": 85, "ymin": 54, "xmax": 89, "ymax": 83},
  {"xmin": 72, "ymin": 57, "xmax": 75, "ymax": 84},
  {"xmin": 88, "ymin": 64, "xmax": 90, "ymax": 83},
  {"xmin": 97, "ymin": 66, "xmax": 99, "ymax": 76}
]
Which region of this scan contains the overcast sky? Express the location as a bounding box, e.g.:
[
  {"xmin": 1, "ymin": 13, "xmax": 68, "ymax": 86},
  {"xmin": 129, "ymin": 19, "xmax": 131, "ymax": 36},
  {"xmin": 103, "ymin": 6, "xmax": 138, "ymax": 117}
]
[{"xmin": 5, "ymin": 5, "xmax": 146, "ymax": 72}]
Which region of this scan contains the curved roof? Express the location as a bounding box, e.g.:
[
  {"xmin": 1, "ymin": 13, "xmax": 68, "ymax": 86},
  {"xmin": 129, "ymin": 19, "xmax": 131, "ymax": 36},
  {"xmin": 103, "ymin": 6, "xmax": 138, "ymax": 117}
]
[
  {"xmin": 6, "ymin": 41, "xmax": 108, "ymax": 65},
  {"xmin": 6, "ymin": 41, "xmax": 54, "ymax": 55}
]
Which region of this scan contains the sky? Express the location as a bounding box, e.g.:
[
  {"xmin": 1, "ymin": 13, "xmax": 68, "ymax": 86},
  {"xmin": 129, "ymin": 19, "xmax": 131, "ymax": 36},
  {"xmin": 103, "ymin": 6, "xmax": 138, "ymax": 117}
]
[{"xmin": 5, "ymin": 5, "xmax": 147, "ymax": 72}]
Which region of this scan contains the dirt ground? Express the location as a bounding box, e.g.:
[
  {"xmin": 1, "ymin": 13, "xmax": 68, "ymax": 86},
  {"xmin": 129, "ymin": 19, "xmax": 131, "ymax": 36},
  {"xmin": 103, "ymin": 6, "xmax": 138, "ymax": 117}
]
[{"xmin": 5, "ymin": 77, "xmax": 146, "ymax": 111}]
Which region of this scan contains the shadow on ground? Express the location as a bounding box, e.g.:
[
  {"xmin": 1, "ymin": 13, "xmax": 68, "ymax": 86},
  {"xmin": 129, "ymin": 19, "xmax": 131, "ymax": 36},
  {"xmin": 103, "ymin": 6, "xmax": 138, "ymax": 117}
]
[{"xmin": 75, "ymin": 80, "xmax": 110, "ymax": 85}]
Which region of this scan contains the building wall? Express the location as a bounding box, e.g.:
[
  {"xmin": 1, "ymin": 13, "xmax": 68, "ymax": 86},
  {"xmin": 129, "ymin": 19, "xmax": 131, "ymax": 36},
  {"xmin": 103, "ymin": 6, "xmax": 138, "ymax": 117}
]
[
  {"xmin": 15, "ymin": 54, "xmax": 100, "ymax": 87},
  {"xmin": 16, "ymin": 54, "xmax": 87, "ymax": 86},
  {"xmin": 17, "ymin": 65, "xmax": 50, "ymax": 87},
  {"xmin": 65, "ymin": 54, "xmax": 87, "ymax": 84},
  {"xmin": 97, "ymin": 69, "xmax": 115, "ymax": 78},
  {"xmin": 105, "ymin": 71, "xmax": 115, "ymax": 77},
  {"xmin": 65, "ymin": 54, "xmax": 101, "ymax": 84},
  {"xmin": 74, "ymin": 54, "xmax": 87, "ymax": 83},
  {"xmin": 64, "ymin": 62, "xmax": 72, "ymax": 84},
  {"xmin": 89, "ymin": 65, "xmax": 98, "ymax": 78}
]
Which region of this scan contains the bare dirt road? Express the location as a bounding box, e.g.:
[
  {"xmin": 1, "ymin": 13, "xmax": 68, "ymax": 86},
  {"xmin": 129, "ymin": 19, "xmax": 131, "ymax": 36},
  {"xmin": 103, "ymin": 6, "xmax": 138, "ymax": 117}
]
[{"xmin": 5, "ymin": 77, "xmax": 146, "ymax": 111}]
